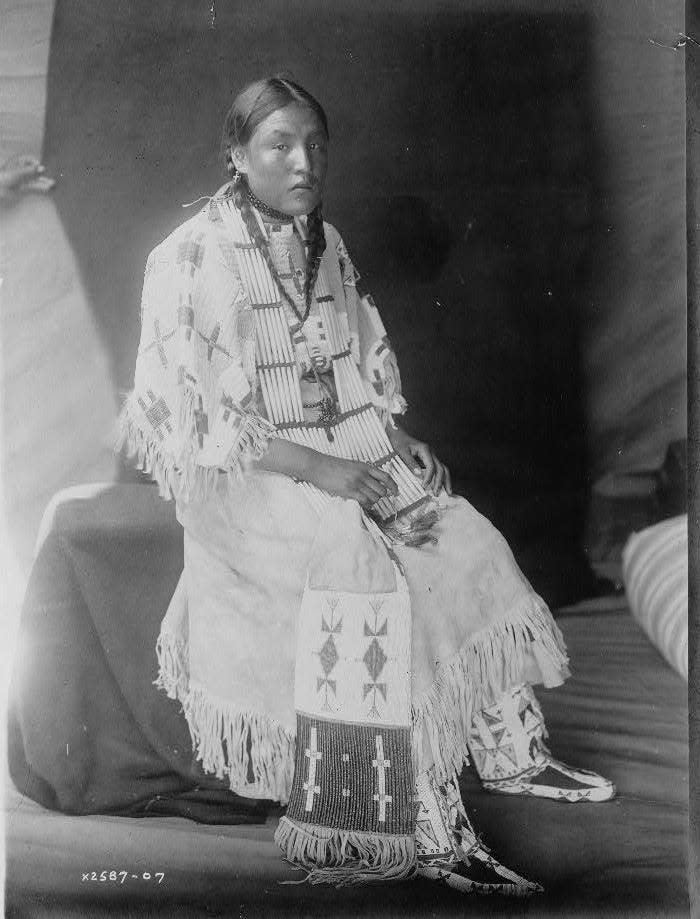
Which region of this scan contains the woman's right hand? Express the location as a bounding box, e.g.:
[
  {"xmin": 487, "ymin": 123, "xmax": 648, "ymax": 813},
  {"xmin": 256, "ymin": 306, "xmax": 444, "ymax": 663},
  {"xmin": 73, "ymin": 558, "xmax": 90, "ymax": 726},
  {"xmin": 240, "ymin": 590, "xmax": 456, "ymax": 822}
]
[{"xmin": 307, "ymin": 454, "xmax": 398, "ymax": 509}]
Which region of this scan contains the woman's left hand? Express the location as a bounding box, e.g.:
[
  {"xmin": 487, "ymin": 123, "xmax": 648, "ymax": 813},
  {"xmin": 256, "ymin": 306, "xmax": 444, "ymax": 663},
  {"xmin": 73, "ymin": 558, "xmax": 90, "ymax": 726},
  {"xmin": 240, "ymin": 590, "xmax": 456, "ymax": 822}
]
[{"xmin": 387, "ymin": 423, "xmax": 452, "ymax": 497}]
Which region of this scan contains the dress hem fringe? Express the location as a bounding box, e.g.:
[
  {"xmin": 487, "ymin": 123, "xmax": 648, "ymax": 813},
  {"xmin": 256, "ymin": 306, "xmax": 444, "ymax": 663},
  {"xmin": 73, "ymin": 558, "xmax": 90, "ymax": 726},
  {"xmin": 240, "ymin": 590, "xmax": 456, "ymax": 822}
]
[
  {"xmin": 154, "ymin": 596, "xmax": 568, "ymax": 803},
  {"xmin": 411, "ymin": 597, "xmax": 569, "ymax": 783},
  {"xmin": 155, "ymin": 633, "xmax": 295, "ymax": 804}
]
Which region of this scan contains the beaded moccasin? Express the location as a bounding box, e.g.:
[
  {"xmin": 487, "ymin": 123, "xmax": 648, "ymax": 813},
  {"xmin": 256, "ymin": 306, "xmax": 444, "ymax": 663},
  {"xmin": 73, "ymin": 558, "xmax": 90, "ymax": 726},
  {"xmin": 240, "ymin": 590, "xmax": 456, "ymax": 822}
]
[
  {"xmin": 414, "ymin": 770, "xmax": 542, "ymax": 897},
  {"xmin": 467, "ymin": 684, "xmax": 616, "ymax": 803}
]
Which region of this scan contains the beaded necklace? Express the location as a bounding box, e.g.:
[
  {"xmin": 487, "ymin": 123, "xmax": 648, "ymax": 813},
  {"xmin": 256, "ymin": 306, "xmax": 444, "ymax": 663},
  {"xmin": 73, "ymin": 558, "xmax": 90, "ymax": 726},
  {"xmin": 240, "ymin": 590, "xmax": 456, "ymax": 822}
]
[
  {"xmin": 242, "ymin": 181, "xmax": 319, "ymax": 326},
  {"xmin": 245, "ymin": 183, "xmax": 295, "ymax": 224},
  {"xmin": 240, "ymin": 181, "xmax": 338, "ymax": 433}
]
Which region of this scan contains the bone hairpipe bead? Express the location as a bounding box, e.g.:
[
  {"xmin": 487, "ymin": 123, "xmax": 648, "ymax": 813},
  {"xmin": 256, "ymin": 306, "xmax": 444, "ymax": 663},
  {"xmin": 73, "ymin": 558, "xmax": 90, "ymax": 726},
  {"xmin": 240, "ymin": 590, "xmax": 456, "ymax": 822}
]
[
  {"xmin": 309, "ymin": 428, "xmax": 326, "ymax": 456},
  {"xmin": 334, "ymin": 361, "xmax": 356, "ymax": 412},
  {"xmin": 254, "ymin": 314, "xmax": 272, "ymax": 365},
  {"xmin": 345, "ymin": 414, "xmax": 372, "ymax": 462},
  {"xmin": 368, "ymin": 409, "xmax": 396, "ymax": 455},
  {"xmin": 262, "ymin": 255, "xmax": 280, "ymax": 304},
  {"xmin": 386, "ymin": 452, "xmax": 417, "ymax": 491},
  {"xmin": 342, "ymin": 357, "xmax": 365, "ymax": 412},
  {"xmin": 355, "ymin": 409, "xmax": 382, "ymax": 453},
  {"xmin": 343, "ymin": 361, "xmax": 369, "ymax": 413},
  {"xmin": 302, "ymin": 423, "xmax": 322, "ymax": 454},
  {"xmin": 247, "ymin": 242, "xmax": 269, "ymax": 296},
  {"xmin": 296, "ymin": 426, "xmax": 313, "ymax": 451},
  {"xmin": 256, "ymin": 360, "xmax": 273, "ymax": 418},
  {"xmin": 341, "ymin": 357, "xmax": 365, "ymax": 409},
  {"xmin": 332, "ymin": 418, "xmax": 355, "ymax": 461},
  {"xmin": 257, "ymin": 367, "xmax": 274, "ymax": 421},
  {"xmin": 343, "ymin": 418, "xmax": 366, "ymax": 463},
  {"xmin": 390, "ymin": 456, "xmax": 424, "ymax": 499},
  {"xmin": 270, "ymin": 363, "xmax": 288, "ymax": 421},
  {"xmin": 257, "ymin": 310, "xmax": 274, "ymax": 362},
  {"xmin": 349, "ymin": 361, "xmax": 372, "ymax": 409},
  {"xmin": 266, "ymin": 369, "xmax": 284, "ymax": 425},
  {"xmin": 284, "ymin": 366, "xmax": 303, "ymax": 422},
  {"xmin": 250, "ymin": 250, "xmax": 272, "ymax": 302},
  {"xmin": 253, "ymin": 322, "xmax": 266, "ymax": 366},
  {"xmin": 354, "ymin": 411, "xmax": 383, "ymax": 459},
  {"xmin": 263, "ymin": 368, "xmax": 284, "ymax": 423},
  {"xmin": 272, "ymin": 310, "xmax": 290, "ymax": 366},
  {"xmin": 267, "ymin": 305, "xmax": 287, "ymax": 359},
  {"xmin": 274, "ymin": 365, "xmax": 294, "ymax": 423},
  {"xmin": 333, "ymin": 419, "xmax": 357, "ymax": 459},
  {"xmin": 258, "ymin": 309, "xmax": 275, "ymax": 361},
  {"xmin": 258, "ymin": 370, "xmax": 277, "ymax": 423},
  {"xmin": 285, "ymin": 365, "xmax": 303, "ymax": 424},
  {"xmin": 374, "ymin": 420, "xmax": 394, "ymax": 453},
  {"xmin": 247, "ymin": 247, "xmax": 264, "ymax": 297},
  {"xmin": 332, "ymin": 363, "xmax": 349, "ymax": 414},
  {"xmin": 312, "ymin": 426, "xmax": 332, "ymax": 456},
  {"xmin": 263, "ymin": 309, "xmax": 282, "ymax": 362},
  {"xmin": 272, "ymin": 307, "xmax": 295, "ymax": 360},
  {"xmin": 239, "ymin": 249, "xmax": 261, "ymax": 303}
]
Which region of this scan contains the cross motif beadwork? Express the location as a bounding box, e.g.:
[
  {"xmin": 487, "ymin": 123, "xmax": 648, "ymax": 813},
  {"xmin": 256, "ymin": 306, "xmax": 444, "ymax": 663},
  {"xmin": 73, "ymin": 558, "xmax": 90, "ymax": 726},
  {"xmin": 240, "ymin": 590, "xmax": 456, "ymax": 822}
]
[
  {"xmin": 144, "ymin": 319, "xmax": 175, "ymax": 368},
  {"xmin": 371, "ymin": 734, "xmax": 392, "ymax": 823},
  {"xmin": 302, "ymin": 726, "xmax": 322, "ymax": 812}
]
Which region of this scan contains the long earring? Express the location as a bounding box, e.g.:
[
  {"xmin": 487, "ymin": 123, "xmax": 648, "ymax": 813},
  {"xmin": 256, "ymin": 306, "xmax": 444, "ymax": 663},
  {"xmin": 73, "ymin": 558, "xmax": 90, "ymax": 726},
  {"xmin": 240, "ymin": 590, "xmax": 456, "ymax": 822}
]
[{"xmin": 226, "ymin": 149, "xmax": 239, "ymax": 181}]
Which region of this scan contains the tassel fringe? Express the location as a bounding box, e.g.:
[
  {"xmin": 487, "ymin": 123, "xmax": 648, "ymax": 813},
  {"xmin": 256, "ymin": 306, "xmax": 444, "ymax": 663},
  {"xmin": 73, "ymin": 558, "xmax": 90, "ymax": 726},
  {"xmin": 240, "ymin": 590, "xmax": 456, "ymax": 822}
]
[
  {"xmin": 411, "ymin": 598, "xmax": 569, "ymax": 784},
  {"xmin": 153, "ymin": 599, "xmax": 566, "ymax": 804},
  {"xmin": 114, "ymin": 399, "xmax": 273, "ymax": 503},
  {"xmin": 182, "ymin": 687, "xmax": 295, "ymax": 804},
  {"xmin": 274, "ymin": 816, "xmax": 416, "ymax": 887},
  {"xmin": 154, "ymin": 631, "xmax": 189, "ymax": 701},
  {"xmin": 154, "ymin": 633, "xmax": 294, "ymax": 801},
  {"xmin": 154, "ymin": 594, "xmax": 566, "ymax": 812}
]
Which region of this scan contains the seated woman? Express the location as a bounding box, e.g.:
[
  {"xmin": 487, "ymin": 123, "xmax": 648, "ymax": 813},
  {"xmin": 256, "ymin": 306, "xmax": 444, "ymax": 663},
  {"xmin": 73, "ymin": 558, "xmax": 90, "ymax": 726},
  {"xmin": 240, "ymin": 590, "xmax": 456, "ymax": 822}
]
[{"xmin": 118, "ymin": 77, "xmax": 614, "ymax": 895}]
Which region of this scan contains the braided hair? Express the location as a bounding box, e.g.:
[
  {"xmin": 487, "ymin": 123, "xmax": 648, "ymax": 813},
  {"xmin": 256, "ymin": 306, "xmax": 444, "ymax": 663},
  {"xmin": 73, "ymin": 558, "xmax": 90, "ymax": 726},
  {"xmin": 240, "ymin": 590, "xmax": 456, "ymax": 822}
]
[{"xmin": 222, "ymin": 77, "xmax": 328, "ymax": 311}]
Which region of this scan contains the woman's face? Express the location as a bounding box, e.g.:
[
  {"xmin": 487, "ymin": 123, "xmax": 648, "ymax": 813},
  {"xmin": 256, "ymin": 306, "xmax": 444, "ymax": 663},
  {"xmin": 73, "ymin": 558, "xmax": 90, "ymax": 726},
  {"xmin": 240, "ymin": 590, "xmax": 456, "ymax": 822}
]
[{"xmin": 232, "ymin": 103, "xmax": 328, "ymax": 216}]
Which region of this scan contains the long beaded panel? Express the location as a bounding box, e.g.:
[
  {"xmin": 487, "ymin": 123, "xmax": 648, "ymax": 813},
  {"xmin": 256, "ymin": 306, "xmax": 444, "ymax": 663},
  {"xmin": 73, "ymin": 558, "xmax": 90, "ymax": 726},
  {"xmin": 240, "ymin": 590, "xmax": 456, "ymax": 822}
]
[{"xmin": 219, "ymin": 200, "xmax": 428, "ymax": 525}]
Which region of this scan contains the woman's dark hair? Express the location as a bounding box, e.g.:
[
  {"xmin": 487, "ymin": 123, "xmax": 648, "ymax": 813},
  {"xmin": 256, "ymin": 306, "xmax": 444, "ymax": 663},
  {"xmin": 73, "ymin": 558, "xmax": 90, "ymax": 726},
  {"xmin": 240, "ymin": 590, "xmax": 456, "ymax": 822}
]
[
  {"xmin": 222, "ymin": 77, "xmax": 329, "ymax": 162},
  {"xmin": 222, "ymin": 77, "xmax": 329, "ymax": 307}
]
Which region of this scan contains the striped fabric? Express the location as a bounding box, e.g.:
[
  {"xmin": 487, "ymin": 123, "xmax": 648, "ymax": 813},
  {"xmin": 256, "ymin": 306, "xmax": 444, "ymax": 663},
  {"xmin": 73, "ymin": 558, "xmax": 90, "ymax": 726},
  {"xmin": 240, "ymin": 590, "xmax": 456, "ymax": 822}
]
[{"xmin": 622, "ymin": 514, "xmax": 687, "ymax": 680}]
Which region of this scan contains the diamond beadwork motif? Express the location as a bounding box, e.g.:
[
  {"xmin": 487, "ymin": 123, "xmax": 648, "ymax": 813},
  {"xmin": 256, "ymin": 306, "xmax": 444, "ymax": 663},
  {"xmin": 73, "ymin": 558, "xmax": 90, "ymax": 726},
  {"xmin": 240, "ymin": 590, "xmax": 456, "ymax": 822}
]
[
  {"xmin": 319, "ymin": 634, "xmax": 339, "ymax": 676},
  {"xmin": 363, "ymin": 639, "xmax": 387, "ymax": 683}
]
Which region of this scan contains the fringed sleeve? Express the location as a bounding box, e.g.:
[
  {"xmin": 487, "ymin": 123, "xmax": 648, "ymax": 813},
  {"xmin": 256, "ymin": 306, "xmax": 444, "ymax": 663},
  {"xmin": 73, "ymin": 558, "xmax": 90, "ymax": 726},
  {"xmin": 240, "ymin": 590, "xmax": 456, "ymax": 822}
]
[
  {"xmin": 116, "ymin": 215, "xmax": 275, "ymax": 502},
  {"xmin": 332, "ymin": 230, "xmax": 408, "ymax": 429}
]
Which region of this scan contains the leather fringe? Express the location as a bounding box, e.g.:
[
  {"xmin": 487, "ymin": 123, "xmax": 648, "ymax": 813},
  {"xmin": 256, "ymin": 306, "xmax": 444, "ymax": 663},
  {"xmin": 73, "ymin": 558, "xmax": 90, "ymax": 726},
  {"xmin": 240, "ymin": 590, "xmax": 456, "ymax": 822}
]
[
  {"xmin": 183, "ymin": 686, "xmax": 295, "ymax": 804},
  {"xmin": 114, "ymin": 399, "xmax": 272, "ymax": 503},
  {"xmin": 274, "ymin": 816, "xmax": 416, "ymax": 887},
  {"xmin": 411, "ymin": 598, "xmax": 569, "ymax": 783}
]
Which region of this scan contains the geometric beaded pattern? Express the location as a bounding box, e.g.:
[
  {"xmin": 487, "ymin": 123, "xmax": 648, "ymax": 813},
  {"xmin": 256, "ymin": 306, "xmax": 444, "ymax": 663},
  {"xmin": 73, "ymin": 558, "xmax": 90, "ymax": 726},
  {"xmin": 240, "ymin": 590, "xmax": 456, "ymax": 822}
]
[
  {"xmin": 294, "ymin": 584, "xmax": 412, "ymax": 727},
  {"xmin": 467, "ymin": 685, "xmax": 548, "ymax": 781},
  {"xmin": 284, "ymin": 714, "xmax": 414, "ymax": 835}
]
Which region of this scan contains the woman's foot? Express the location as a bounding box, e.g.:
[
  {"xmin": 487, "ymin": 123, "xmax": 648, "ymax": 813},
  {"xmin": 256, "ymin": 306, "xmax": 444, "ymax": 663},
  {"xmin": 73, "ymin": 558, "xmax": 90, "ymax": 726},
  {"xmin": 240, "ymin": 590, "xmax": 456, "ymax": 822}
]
[
  {"xmin": 414, "ymin": 770, "xmax": 542, "ymax": 897},
  {"xmin": 468, "ymin": 684, "xmax": 616, "ymax": 803}
]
